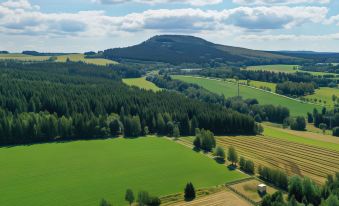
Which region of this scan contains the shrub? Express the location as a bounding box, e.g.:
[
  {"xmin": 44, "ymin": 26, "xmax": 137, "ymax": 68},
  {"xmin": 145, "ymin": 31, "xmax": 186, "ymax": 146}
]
[{"xmin": 333, "ymin": 127, "xmax": 339, "ymax": 137}]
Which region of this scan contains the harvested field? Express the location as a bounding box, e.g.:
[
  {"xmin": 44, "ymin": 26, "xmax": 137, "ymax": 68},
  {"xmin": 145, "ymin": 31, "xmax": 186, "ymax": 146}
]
[
  {"xmin": 179, "ymin": 135, "xmax": 339, "ymax": 183},
  {"xmin": 170, "ymin": 190, "xmax": 252, "ymax": 206},
  {"xmin": 229, "ymin": 179, "xmax": 279, "ymax": 203}
]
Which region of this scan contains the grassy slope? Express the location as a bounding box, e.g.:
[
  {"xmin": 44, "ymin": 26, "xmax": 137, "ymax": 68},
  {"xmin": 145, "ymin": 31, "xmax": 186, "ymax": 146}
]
[
  {"xmin": 246, "ymin": 65, "xmax": 299, "ymax": 73},
  {"xmin": 305, "ymin": 87, "xmax": 339, "ymax": 107},
  {"xmin": 263, "ymin": 125, "xmax": 339, "ymax": 152},
  {"xmin": 0, "ymin": 137, "xmax": 246, "ymax": 206},
  {"xmin": 56, "ymin": 54, "xmax": 117, "ymax": 65},
  {"xmin": 173, "ymin": 76, "xmax": 320, "ymax": 116},
  {"xmin": 0, "ymin": 53, "xmax": 117, "ymax": 65},
  {"xmin": 122, "ymin": 77, "xmax": 162, "ymax": 92},
  {"xmin": 245, "ymin": 64, "xmax": 333, "ymax": 76},
  {"xmin": 0, "ymin": 53, "xmax": 50, "ymax": 61}
]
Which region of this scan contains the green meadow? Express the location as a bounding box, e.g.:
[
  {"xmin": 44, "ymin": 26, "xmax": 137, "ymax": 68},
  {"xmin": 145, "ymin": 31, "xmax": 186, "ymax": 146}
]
[
  {"xmin": 56, "ymin": 54, "xmax": 117, "ymax": 65},
  {"xmin": 123, "ymin": 77, "xmax": 162, "ymax": 92},
  {"xmin": 263, "ymin": 125, "xmax": 339, "ymax": 152},
  {"xmin": 0, "ymin": 137, "xmax": 246, "ymax": 206},
  {"xmin": 0, "ymin": 53, "xmax": 50, "ymax": 61},
  {"xmin": 245, "ymin": 64, "xmax": 299, "ymax": 73},
  {"xmin": 305, "ymin": 87, "xmax": 339, "ymax": 107},
  {"xmin": 245, "ymin": 64, "xmax": 334, "ymax": 76},
  {"xmin": 173, "ymin": 75, "xmax": 321, "ymax": 116}
]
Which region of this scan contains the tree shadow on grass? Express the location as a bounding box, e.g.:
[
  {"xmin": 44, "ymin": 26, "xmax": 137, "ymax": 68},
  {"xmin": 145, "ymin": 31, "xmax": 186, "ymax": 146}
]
[
  {"xmin": 214, "ymin": 157, "xmax": 225, "ymax": 164},
  {"xmin": 227, "ymin": 164, "xmax": 238, "ymax": 171}
]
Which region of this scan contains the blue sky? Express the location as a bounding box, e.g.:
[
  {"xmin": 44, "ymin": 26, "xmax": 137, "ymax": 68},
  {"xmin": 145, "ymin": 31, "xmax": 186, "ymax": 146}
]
[{"xmin": 0, "ymin": 0, "xmax": 339, "ymax": 52}]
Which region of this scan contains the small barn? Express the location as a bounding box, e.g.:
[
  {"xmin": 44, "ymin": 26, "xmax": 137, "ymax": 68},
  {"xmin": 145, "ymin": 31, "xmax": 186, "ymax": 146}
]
[{"xmin": 258, "ymin": 184, "xmax": 267, "ymax": 194}]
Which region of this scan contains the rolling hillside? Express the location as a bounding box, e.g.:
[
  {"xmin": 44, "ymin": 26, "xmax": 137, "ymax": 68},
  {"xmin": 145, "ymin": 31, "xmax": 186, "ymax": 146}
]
[
  {"xmin": 173, "ymin": 75, "xmax": 321, "ymax": 116},
  {"xmin": 102, "ymin": 35, "xmax": 299, "ymax": 65}
]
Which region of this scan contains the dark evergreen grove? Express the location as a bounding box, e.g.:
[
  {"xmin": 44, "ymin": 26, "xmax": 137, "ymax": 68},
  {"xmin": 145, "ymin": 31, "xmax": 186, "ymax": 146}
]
[{"xmin": 0, "ymin": 61, "xmax": 257, "ymax": 145}]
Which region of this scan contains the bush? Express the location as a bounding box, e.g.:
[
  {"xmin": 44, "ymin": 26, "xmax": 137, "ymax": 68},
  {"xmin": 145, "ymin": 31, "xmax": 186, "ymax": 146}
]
[
  {"xmin": 290, "ymin": 116, "xmax": 306, "ymax": 131},
  {"xmin": 333, "ymin": 127, "xmax": 339, "ymax": 137},
  {"xmin": 214, "ymin": 146, "xmax": 225, "ymax": 161}
]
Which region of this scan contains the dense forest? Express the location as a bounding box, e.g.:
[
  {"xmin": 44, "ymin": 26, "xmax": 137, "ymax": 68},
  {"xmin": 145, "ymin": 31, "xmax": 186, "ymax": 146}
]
[
  {"xmin": 147, "ymin": 75, "xmax": 290, "ymax": 123},
  {"xmin": 0, "ymin": 61, "xmax": 258, "ymax": 145}
]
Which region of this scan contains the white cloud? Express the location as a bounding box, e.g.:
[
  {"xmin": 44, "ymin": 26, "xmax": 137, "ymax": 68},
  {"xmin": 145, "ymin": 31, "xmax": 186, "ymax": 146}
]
[
  {"xmin": 1, "ymin": 0, "xmax": 39, "ymax": 10},
  {"xmin": 326, "ymin": 15, "xmax": 339, "ymax": 26},
  {"xmin": 237, "ymin": 33, "xmax": 339, "ymax": 41},
  {"xmin": 224, "ymin": 6, "xmax": 328, "ymax": 30},
  {"xmin": 0, "ymin": 0, "xmax": 333, "ymax": 38},
  {"xmin": 233, "ymin": 0, "xmax": 330, "ymax": 5},
  {"xmin": 95, "ymin": 0, "xmax": 222, "ymax": 6}
]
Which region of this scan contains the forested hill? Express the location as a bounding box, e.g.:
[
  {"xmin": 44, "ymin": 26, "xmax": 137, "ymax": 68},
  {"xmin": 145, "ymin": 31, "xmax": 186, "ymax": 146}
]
[
  {"xmin": 0, "ymin": 61, "xmax": 257, "ymax": 145},
  {"xmin": 101, "ymin": 35, "xmax": 301, "ymax": 66}
]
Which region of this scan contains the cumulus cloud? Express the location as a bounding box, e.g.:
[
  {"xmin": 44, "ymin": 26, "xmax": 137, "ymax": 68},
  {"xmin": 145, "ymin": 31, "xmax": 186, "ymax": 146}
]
[
  {"xmin": 233, "ymin": 0, "xmax": 330, "ymax": 5},
  {"xmin": 1, "ymin": 0, "xmax": 39, "ymax": 10},
  {"xmin": 224, "ymin": 6, "xmax": 328, "ymax": 30},
  {"xmin": 96, "ymin": 0, "xmax": 222, "ymax": 6},
  {"xmin": 0, "ymin": 0, "xmax": 332, "ymax": 37}
]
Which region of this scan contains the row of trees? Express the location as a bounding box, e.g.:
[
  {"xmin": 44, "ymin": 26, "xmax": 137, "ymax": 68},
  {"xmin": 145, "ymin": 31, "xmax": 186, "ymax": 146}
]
[
  {"xmin": 258, "ymin": 166, "xmax": 289, "ymax": 190},
  {"xmin": 239, "ymin": 157, "xmax": 255, "ymax": 174}
]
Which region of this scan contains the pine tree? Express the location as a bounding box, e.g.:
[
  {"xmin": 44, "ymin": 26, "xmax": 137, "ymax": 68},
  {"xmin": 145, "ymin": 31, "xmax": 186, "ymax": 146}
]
[{"xmin": 184, "ymin": 182, "xmax": 196, "ymax": 201}]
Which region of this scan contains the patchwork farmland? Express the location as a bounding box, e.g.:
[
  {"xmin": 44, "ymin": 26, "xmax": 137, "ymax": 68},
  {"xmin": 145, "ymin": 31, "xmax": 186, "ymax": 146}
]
[{"xmin": 179, "ymin": 132, "xmax": 339, "ymax": 184}]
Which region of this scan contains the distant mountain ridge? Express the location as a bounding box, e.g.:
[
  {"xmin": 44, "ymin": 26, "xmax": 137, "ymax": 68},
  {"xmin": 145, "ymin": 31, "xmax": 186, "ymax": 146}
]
[{"xmin": 102, "ymin": 35, "xmax": 301, "ymax": 66}]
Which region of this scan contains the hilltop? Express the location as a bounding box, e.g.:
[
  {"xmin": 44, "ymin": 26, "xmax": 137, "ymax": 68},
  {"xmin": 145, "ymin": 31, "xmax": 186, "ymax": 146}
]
[{"xmin": 102, "ymin": 35, "xmax": 300, "ymax": 66}]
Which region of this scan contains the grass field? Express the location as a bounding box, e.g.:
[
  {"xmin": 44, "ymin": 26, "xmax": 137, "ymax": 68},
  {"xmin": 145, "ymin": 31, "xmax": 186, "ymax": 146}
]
[
  {"xmin": 123, "ymin": 77, "xmax": 162, "ymax": 92},
  {"xmin": 245, "ymin": 64, "xmax": 334, "ymax": 76},
  {"xmin": 233, "ymin": 79, "xmax": 276, "ymax": 91},
  {"xmin": 230, "ymin": 179, "xmax": 279, "ymax": 203},
  {"xmin": 305, "ymin": 87, "xmax": 339, "ymax": 107},
  {"xmin": 171, "ymin": 190, "xmax": 251, "ymax": 206},
  {"xmin": 0, "ymin": 53, "xmax": 50, "ymax": 61},
  {"xmin": 263, "ymin": 125, "xmax": 339, "ymax": 151},
  {"xmin": 0, "ymin": 137, "xmax": 246, "ymax": 206},
  {"xmin": 173, "ymin": 76, "xmax": 321, "ymax": 116},
  {"xmin": 0, "ymin": 53, "xmax": 117, "ymax": 65},
  {"xmin": 245, "ymin": 65, "xmax": 299, "ymax": 73},
  {"xmin": 56, "ymin": 54, "xmax": 117, "ymax": 65}
]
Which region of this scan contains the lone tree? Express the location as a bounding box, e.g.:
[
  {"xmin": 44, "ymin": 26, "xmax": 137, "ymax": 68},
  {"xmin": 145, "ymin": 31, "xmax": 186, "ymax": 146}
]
[
  {"xmin": 227, "ymin": 146, "xmax": 238, "ymax": 166},
  {"xmin": 125, "ymin": 189, "xmax": 135, "ymax": 206},
  {"xmin": 184, "ymin": 182, "xmax": 196, "ymax": 201}
]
